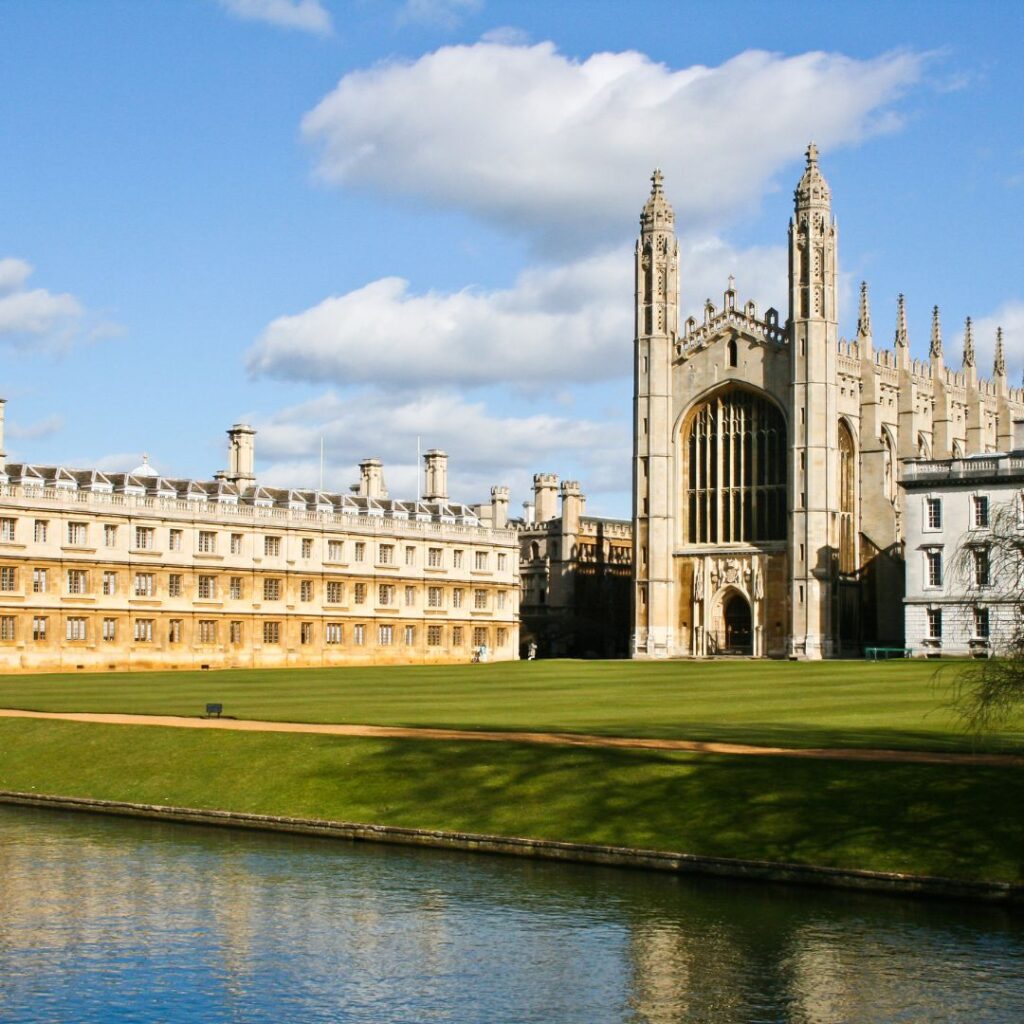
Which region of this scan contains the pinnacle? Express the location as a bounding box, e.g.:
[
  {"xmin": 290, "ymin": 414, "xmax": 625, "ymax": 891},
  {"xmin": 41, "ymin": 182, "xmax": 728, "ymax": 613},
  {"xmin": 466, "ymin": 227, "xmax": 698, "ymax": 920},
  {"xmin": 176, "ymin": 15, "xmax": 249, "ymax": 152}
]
[
  {"xmin": 856, "ymin": 281, "xmax": 871, "ymax": 339},
  {"xmin": 806, "ymin": 141, "xmax": 819, "ymax": 166},
  {"xmin": 930, "ymin": 305, "xmax": 942, "ymax": 359}
]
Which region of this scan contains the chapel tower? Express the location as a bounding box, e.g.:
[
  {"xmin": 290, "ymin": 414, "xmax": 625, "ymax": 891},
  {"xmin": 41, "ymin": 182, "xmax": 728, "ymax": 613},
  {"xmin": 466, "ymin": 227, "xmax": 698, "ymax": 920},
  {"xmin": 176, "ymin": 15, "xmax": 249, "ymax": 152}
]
[
  {"xmin": 631, "ymin": 170, "xmax": 679, "ymax": 656},
  {"xmin": 787, "ymin": 144, "xmax": 840, "ymax": 658}
]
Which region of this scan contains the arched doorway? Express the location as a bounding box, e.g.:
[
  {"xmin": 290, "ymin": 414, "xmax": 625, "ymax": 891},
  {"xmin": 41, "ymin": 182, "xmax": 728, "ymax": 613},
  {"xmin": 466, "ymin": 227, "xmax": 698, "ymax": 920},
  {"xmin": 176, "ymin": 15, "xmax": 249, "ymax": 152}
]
[{"xmin": 723, "ymin": 593, "xmax": 752, "ymax": 655}]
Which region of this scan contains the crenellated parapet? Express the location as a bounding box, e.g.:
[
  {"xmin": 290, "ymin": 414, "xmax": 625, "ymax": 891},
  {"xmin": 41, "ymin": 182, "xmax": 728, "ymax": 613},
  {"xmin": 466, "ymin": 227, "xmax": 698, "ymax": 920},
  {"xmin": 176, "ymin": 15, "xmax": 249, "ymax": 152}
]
[{"xmin": 676, "ymin": 283, "xmax": 785, "ymax": 360}]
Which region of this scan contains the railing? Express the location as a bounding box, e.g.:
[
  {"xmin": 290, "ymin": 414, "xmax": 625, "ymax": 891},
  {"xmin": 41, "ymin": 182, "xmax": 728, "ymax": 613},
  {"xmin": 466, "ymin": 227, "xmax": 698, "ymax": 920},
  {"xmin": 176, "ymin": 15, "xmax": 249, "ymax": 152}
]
[{"xmin": 900, "ymin": 454, "xmax": 1024, "ymax": 484}]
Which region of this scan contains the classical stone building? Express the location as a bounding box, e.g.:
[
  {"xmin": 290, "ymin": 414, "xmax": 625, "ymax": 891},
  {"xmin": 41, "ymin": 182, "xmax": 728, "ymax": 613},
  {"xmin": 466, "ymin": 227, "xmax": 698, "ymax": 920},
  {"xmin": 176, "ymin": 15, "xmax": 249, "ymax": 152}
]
[
  {"xmin": 632, "ymin": 145, "xmax": 1024, "ymax": 659},
  {"xmin": 0, "ymin": 410, "xmax": 519, "ymax": 672},
  {"xmin": 512, "ymin": 474, "xmax": 632, "ymax": 658}
]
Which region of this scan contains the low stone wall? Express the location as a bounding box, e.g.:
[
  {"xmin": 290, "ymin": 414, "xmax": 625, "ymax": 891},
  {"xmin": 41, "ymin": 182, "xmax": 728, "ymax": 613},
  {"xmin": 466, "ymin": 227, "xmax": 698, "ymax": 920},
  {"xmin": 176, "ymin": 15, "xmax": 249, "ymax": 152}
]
[{"xmin": 2, "ymin": 790, "xmax": 1020, "ymax": 904}]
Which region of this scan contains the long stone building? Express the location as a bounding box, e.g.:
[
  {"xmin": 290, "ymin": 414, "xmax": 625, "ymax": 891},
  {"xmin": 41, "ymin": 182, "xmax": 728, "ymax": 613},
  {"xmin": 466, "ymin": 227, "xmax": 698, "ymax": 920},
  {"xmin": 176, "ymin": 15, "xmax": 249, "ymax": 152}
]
[
  {"xmin": 632, "ymin": 144, "xmax": 1024, "ymax": 659},
  {"xmin": 0, "ymin": 414, "xmax": 519, "ymax": 672}
]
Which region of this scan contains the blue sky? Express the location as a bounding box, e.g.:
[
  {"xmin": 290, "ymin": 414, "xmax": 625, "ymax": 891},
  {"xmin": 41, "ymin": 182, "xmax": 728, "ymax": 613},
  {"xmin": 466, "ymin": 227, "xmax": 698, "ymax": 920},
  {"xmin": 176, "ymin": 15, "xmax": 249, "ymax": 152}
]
[{"xmin": 2, "ymin": 0, "xmax": 1021, "ymax": 517}]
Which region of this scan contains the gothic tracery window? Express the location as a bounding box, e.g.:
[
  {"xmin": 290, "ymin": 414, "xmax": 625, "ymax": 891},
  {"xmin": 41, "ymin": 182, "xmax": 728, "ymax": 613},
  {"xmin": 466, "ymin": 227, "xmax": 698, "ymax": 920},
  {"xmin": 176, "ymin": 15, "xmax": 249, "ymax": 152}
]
[
  {"xmin": 684, "ymin": 388, "xmax": 786, "ymax": 544},
  {"xmin": 838, "ymin": 420, "xmax": 856, "ymax": 573}
]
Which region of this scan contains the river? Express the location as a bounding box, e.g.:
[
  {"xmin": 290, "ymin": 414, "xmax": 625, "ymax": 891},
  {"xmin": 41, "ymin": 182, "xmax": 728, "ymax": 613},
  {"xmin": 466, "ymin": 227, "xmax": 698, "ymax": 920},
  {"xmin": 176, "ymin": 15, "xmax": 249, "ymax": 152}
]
[{"xmin": 0, "ymin": 805, "xmax": 1021, "ymax": 1022}]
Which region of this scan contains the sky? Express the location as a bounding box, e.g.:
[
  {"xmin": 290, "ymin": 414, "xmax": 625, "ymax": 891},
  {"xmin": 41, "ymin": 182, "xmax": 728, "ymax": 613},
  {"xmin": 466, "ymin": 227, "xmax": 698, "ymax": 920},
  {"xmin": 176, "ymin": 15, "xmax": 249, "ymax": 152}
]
[{"xmin": 1, "ymin": 0, "xmax": 1022, "ymax": 518}]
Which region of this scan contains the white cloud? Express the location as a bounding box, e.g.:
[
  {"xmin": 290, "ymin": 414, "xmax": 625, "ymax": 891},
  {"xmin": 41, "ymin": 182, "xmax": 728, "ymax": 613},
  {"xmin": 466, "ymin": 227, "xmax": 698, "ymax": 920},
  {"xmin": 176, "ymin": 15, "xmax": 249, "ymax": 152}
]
[
  {"xmin": 7, "ymin": 414, "xmax": 65, "ymax": 442},
  {"xmin": 218, "ymin": 0, "xmax": 331, "ymax": 35},
  {"xmin": 303, "ymin": 41, "xmax": 925, "ymax": 254},
  {"xmin": 247, "ymin": 238, "xmax": 786, "ymax": 390},
  {"xmin": 399, "ymin": 0, "xmax": 482, "ymax": 29},
  {"xmin": 973, "ymin": 301, "xmax": 1024, "ymax": 383},
  {"xmin": 0, "ymin": 258, "xmax": 84, "ymax": 351}
]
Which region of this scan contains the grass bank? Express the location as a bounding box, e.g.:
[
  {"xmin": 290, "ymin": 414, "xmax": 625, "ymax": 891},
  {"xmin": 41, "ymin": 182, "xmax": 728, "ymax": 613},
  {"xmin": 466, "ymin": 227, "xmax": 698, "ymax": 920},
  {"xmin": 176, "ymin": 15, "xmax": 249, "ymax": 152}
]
[
  {"xmin": 1, "ymin": 659, "xmax": 1017, "ymax": 753},
  {"xmin": 1, "ymin": 717, "xmax": 1021, "ymax": 884}
]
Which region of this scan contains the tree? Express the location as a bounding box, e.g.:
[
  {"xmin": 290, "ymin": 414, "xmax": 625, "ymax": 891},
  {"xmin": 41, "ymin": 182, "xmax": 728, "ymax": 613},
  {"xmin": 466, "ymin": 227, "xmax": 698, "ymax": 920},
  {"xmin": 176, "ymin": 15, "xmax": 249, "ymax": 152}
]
[{"xmin": 947, "ymin": 493, "xmax": 1024, "ymax": 734}]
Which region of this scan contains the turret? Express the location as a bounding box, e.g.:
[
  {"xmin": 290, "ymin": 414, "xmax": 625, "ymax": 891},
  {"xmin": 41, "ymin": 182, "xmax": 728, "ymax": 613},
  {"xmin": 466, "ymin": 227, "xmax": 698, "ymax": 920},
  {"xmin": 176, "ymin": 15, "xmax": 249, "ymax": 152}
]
[
  {"xmin": 490, "ymin": 485, "xmax": 509, "ymax": 529},
  {"xmin": 422, "ymin": 449, "xmax": 448, "ymax": 503},
  {"xmin": 533, "ymin": 473, "xmax": 559, "ymax": 523},
  {"xmin": 226, "ymin": 423, "xmax": 256, "ymax": 486},
  {"xmin": 559, "ymin": 480, "xmax": 585, "ymax": 536}
]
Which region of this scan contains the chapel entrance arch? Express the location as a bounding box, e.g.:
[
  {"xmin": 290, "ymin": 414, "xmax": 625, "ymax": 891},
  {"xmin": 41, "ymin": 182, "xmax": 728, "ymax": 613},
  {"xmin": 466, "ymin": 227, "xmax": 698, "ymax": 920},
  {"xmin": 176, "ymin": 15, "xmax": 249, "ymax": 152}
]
[{"xmin": 708, "ymin": 587, "xmax": 753, "ymax": 656}]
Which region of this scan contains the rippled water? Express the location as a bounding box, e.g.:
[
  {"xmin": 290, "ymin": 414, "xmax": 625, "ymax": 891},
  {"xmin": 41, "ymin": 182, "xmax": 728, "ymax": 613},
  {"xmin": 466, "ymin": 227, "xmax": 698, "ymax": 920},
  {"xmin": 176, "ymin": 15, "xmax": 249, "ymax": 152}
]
[{"xmin": 1, "ymin": 806, "xmax": 1022, "ymax": 1023}]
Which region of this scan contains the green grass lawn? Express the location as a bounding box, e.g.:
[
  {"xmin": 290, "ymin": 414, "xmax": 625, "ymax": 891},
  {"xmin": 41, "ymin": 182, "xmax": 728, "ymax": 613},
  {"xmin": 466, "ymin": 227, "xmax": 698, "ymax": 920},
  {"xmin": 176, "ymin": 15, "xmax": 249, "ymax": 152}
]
[
  {"xmin": 1, "ymin": 717, "xmax": 1020, "ymax": 884},
  {"xmin": 0, "ymin": 658, "xmax": 1019, "ymax": 753}
]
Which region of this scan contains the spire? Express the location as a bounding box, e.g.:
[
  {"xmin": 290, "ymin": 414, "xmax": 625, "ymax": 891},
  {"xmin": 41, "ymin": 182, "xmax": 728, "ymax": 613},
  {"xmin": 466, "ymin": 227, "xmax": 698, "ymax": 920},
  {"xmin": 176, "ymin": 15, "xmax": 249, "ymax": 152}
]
[
  {"xmin": 963, "ymin": 317, "xmax": 975, "ymax": 368},
  {"xmin": 894, "ymin": 293, "xmax": 908, "ymax": 349},
  {"xmin": 794, "ymin": 141, "xmax": 831, "ymax": 209},
  {"xmin": 994, "ymin": 327, "xmax": 1006, "ymax": 377},
  {"xmin": 929, "ymin": 305, "xmax": 942, "ymax": 359},
  {"xmin": 640, "ymin": 167, "xmax": 674, "ymax": 233},
  {"xmin": 856, "ymin": 281, "xmax": 872, "ymax": 340}
]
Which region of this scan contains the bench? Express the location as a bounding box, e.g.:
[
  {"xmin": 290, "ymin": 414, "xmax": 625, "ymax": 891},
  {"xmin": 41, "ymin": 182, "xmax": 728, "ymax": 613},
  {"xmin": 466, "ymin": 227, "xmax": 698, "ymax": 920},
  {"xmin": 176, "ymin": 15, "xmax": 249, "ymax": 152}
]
[
  {"xmin": 863, "ymin": 647, "xmax": 912, "ymax": 660},
  {"xmin": 204, "ymin": 702, "xmax": 223, "ymax": 718}
]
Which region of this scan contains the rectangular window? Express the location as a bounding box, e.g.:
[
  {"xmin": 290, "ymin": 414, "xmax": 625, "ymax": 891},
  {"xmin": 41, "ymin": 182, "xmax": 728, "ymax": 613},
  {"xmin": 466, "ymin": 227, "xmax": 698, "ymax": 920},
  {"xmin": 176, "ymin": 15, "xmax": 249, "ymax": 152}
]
[
  {"xmin": 0, "ymin": 518, "xmax": 16, "ymax": 542},
  {"xmin": 427, "ymin": 625, "xmax": 442, "ymax": 647},
  {"xmin": 67, "ymin": 522, "xmax": 87, "ymax": 545},
  {"xmin": 0, "ymin": 567, "xmax": 16, "ymax": 592},
  {"xmin": 264, "ymin": 535, "xmax": 281, "ymax": 557},
  {"xmin": 378, "ymin": 584, "xmax": 394, "ymax": 606},
  {"xmin": 475, "ymin": 551, "xmax": 488, "ymax": 570},
  {"xmin": 497, "ymin": 627, "xmax": 508, "ymax": 647},
  {"xmin": 452, "ymin": 549, "xmax": 463, "ymax": 568},
  {"xmin": 0, "ymin": 616, "xmax": 15, "ymax": 641},
  {"xmin": 404, "ymin": 546, "xmax": 416, "ymax": 566},
  {"xmin": 452, "ymin": 588, "xmax": 464, "ymax": 608},
  {"xmin": 428, "ymin": 586, "xmax": 443, "ymax": 608},
  {"xmin": 325, "ymin": 622, "xmax": 344, "ymax": 645},
  {"xmin": 66, "ymin": 616, "xmax": 87, "ymax": 641},
  {"xmin": 198, "ymin": 620, "xmax": 217, "ymax": 644},
  {"xmin": 168, "ymin": 573, "xmax": 183, "ymax": 598},
  {"xmin": 378, "ymin": 624, "xmax": 393, "ymax": 646},
  {"xmin": 497, "ymin": 591, "xmax": 507, "ymax": 610},
  {"xmin": 103, "ymin": 524, "xmax": 118, "ymax": 548},
  {"xmin": 33, "ymin": 520, "xmax": 47, "ymax": 544},
  {"xmin": 102, "ymin": 618, "xmax": 116, "ymax": 642},
  {"xmin": 404, "ymin": 585, "xmax": 415, "ymax": 607},
  {"xmin": 134, "ymin": 572, "xmax": 154, "ymax": 597},
  {"xmin": 973, "ymin": 495, "xmax": 990, "ymax": 529},
  {"xmin": 230, "ymin": 533, "xmax": 243, "ymax": 555},
  {"xmin": 354, "ymin": 582, "xmax": 366, "ymax": 605},
  {"xmin": 230, "ymin": 621, "xmax": 242, "ymax": 645},
  {"xmin": 378, "ymin": 543, "xmax": 394, "ymax": 564},
  {"xmin": 301, "ymin": 579, "xmax": 314, "ymax": 602},
  {"xmin": 404, "ymin": 625, "xmax": 415, "ymax": 646},
  {"xmin": 67, "ymin": 569, "xmax": 88, "ymax": 595},
  {"xmin": 301, "ymin": 538, "xmax": 313, "ymax": 559},
  {"xmin": 473, "ymin": 627, "xmax": 487, "ymax": 648},
  {"xmin": 134, "ymin": 619, "xmax": 153, "ymax": 642},
  {"xmin": 102, "ymin": 570, "xmax": 116, "ymax": 595},
  {"xmin": 32, "ymin": 616, "xmax": 47, "ymax": 642},
  {"xmin": 326, "ymin": 581, "xmax": 343, "ymax": 604},
  {"xmin": 263, "ymin": 621, "xmax": 280, "ymax": 645},
  {"xmin": 353, "ymin": 623, "xmax": 365, "ymax": 646},
  {"xmin": 327, "ymin": 540, "xmax": 343, "ymax": 561},
  {"xmin": 354, "ymin": 541, "xmax": 366, "ymax": 562},
  {"xmin": 134, "ymin": 526, "xmax": 154, "ymax": 550},
  {"xmin": 169, "ymin": 529, "xmax": 183, "ymax": 552},
  {"xmin": 926, "ymin": 498, "xmax": 942, "ymax": 530},
  {"xmin": 973, "ymin": 547, "xmax": 991, "ymax": 587},
  {"xmin": 301, "ymin": 621, "xmax": 315, "ymax": 645},
  {"xmin": 452, "ymin": 626, "xmax": 464, "ymax": 647},
  {"xmin": 497, "ymin": 553, "xmax": 507, "ymax": 571},
  {"xmin": 263, "ymin": 577, "xmax": 281, "ymax": 601},
  {"xmin": 168, "ymin": 619, "xmax": 182, "ymax": 644},
  {"xmin": 198, "ymin": 575, "xmax": 216, "ymax": 600},
  {"xmin": 974, "ymin": 606, "xmax": 990, "ymax": 639},
  {"xmin": 427, "ymin": 547, "xmax": 442, "ymax": 568},
  {"xmin": 198, "ymin": 530, "xmax": 216, "ymax": 553},
  {"xmin": 33, "ymin": 568, "xmax": 48, "ymax": 594},
  {"xmin": 926, "ymin": 550, "xmax": 943, "ymax": 587},
  {"xmin": 473, "ymin": 589, "xmax": 487, "ymax": 610},
  {"xmin": 229, "ymin": 576, "xmax": 242, "ymax": 600}
]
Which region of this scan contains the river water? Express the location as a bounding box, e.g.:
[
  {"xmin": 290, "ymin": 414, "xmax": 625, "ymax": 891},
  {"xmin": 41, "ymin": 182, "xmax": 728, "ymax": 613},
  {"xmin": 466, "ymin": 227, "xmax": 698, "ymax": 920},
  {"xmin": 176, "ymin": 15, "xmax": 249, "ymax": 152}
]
[{"xmin": 0, "ymin": 805, "xmax": 1022, "ymax": 1023}]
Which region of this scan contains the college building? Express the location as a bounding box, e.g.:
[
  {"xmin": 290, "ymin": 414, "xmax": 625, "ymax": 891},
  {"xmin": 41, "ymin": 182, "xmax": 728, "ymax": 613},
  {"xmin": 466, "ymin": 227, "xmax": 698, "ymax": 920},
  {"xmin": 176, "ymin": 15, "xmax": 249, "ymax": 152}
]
[
  {"xmin": 0, "ymin": 414, "xmax": 519, "ymax": 672},
  {"xmin": 631, "ymin": 144, "xmax": 1024, "ymax": 659}
]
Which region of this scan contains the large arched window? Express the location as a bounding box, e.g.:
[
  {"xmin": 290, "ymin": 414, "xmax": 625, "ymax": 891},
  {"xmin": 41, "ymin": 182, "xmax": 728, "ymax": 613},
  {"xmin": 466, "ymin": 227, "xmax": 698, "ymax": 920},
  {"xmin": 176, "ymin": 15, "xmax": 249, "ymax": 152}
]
[
  {"xmin": 838, "ymin": 420, "xmax": 856, "ymax": 572},
  {"xmin": 684, "ymin": 388, "xmax": 786, "ymax": 543}
]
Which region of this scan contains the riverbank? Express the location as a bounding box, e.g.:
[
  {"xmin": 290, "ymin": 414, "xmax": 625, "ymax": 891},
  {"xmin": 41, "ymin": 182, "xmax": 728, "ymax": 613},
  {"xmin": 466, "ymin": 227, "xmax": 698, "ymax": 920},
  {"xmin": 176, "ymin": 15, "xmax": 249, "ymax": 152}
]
[{"xmin": 1, "ymin": 717, "xmax": 1021, "ymax": 888}]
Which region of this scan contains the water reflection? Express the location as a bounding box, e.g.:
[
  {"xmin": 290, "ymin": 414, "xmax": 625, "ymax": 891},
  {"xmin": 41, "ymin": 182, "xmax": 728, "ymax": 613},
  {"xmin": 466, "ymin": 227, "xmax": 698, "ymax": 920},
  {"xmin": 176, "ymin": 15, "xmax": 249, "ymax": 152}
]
[{"xmin": 0, "ymin": 806, "xmax": 1021, "ymax": 1023}]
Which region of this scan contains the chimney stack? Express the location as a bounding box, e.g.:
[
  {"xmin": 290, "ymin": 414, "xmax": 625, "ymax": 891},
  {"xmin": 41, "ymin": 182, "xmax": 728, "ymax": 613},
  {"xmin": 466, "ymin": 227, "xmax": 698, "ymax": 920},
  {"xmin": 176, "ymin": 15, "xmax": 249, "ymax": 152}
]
[
  {"xmin": 358, "ymin": 458, "xmax": 388, "ymax": 499},
  {"xmin": 422, "ymin": 449, "xmax": 448, "ymax": 503},
  {"xmin": 226, "ymin": 423, "xmax": 256, "ymax": 486}
]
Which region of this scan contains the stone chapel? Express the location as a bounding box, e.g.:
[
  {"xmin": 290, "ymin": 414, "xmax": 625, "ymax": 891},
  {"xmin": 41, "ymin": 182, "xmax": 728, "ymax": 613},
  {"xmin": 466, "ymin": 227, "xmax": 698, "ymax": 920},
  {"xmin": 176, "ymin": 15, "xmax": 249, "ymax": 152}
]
[{"xmin": 631, "ymin": 144, "xmax": 1024, "ymax": 659}]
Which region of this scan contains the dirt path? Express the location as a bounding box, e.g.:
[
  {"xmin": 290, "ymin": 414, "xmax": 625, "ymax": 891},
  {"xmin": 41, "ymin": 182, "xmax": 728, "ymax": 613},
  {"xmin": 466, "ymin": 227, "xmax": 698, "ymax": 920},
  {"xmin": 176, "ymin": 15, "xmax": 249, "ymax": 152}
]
[{"xmin": 1, "ymin": 707, "xmax": 1020, "ymax": 766}]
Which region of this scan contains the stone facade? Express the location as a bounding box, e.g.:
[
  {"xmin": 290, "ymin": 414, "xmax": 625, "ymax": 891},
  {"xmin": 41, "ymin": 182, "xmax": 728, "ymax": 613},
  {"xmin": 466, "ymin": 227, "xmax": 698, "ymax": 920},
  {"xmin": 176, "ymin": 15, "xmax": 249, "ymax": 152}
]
[
  {"xmin": 632, "ymin": 146, "xmax": 1024, "ymax": 659},
  {"xmin": 0, "ymin": 414, "xmax": 519, "ymax": 672}
]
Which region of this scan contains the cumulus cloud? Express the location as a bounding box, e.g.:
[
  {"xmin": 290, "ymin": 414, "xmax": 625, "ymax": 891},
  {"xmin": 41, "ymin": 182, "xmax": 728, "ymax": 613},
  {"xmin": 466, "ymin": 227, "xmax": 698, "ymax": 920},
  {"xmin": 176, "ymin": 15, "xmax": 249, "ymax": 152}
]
[
  {"xmin": 247, "ymin": 239, "xmax": 786, "ymax": 390},
  {"xmin": 0, "ymin": 258, "xmax": 84, "ymax": 351},
  {"xmin": 7, "ymin": 414, "xmax": 65, "ymax": 442},
  {"xmin": 303, "ymin": 41, "xmax": 925, "ymax": 253},
  {"xmin": 218, "ymin": 0, "xmax": 332, "ymax": 34},
  {"xmin": 399, "ymin": 0, "xmax": 482, "ymax": 29}
]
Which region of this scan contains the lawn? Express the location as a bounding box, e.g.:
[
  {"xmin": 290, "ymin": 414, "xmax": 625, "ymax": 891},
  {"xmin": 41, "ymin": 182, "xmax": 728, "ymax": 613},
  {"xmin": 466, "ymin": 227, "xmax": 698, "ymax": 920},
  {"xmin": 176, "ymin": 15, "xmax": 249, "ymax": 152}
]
[
  {"xmin": 1, "ymin": 717, "xmax": 1020, "ymax": 884},
  {"xmin": 0, "ymin": 658, "xmax": 1018, "ymax": 753}
]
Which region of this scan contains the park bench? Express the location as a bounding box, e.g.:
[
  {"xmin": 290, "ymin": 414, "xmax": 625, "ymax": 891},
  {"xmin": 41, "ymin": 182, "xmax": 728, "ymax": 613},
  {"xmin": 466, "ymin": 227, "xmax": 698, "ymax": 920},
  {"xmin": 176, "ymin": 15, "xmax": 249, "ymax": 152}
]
[{"xmin": 204, "ymin": 703, "xmax": 223, "ymax": 718}]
